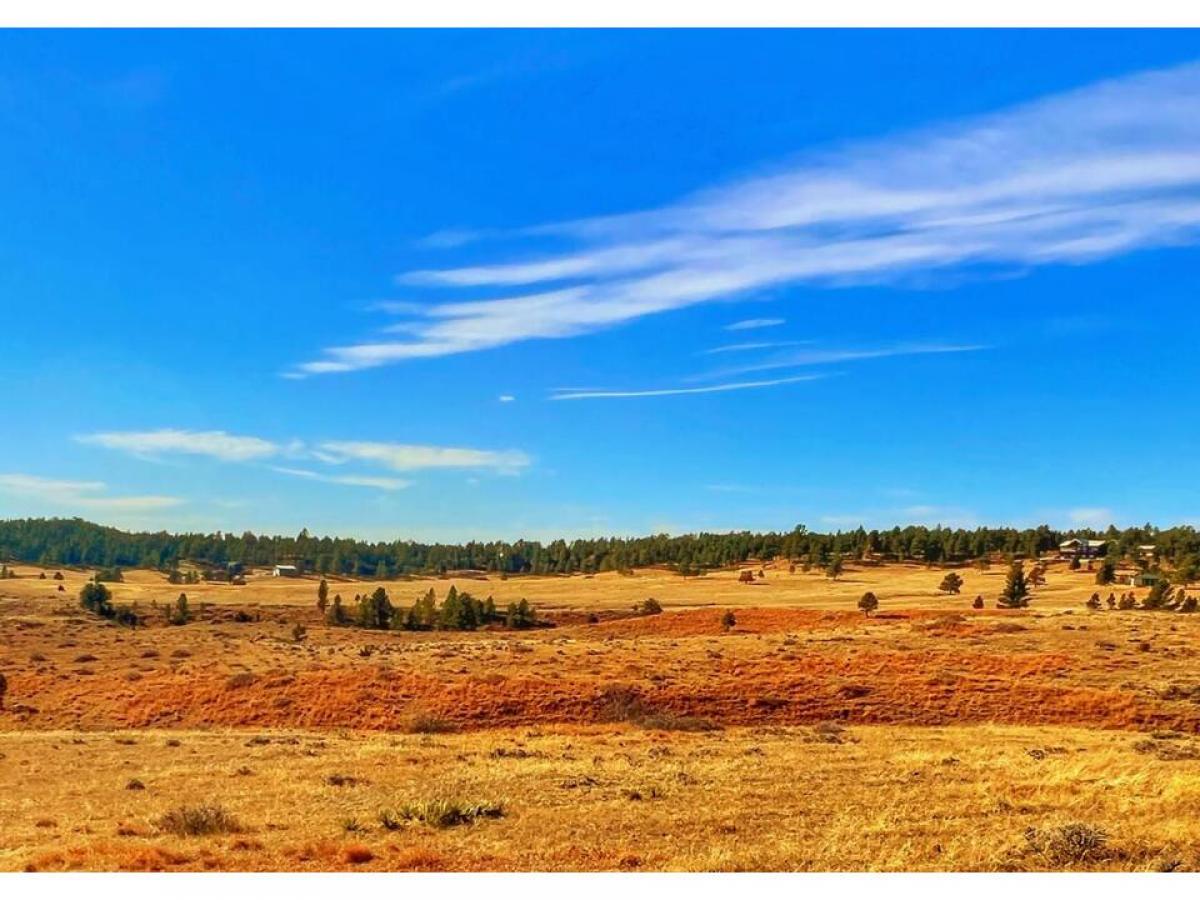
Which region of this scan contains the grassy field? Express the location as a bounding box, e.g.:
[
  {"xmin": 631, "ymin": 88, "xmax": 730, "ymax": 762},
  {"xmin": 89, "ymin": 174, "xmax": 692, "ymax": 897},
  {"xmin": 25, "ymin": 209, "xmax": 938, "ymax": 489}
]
[{"xmin": 3, "ymin": 559, "xmax": 1199, "ymax": 871}]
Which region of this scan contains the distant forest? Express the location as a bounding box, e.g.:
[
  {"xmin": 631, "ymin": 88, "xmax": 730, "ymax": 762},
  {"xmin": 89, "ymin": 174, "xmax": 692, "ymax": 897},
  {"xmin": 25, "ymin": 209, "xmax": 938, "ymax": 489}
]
[{"xmin": 1, "ymin": 517, "xmax": 1197, "ymax": 577}]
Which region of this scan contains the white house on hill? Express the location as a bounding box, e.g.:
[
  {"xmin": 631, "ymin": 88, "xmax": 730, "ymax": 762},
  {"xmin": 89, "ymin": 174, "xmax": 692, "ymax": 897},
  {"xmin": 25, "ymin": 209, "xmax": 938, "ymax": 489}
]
[{"xmin": 272, "ymin": 564, "xmax": 299, "ymax": 577}]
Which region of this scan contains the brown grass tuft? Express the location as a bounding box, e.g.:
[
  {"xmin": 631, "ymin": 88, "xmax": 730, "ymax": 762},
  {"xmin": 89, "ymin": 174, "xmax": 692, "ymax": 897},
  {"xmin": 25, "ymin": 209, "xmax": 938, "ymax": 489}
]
[{"xmin": 154, "ymin": 803, "xmax": 243, "ymax": 837}]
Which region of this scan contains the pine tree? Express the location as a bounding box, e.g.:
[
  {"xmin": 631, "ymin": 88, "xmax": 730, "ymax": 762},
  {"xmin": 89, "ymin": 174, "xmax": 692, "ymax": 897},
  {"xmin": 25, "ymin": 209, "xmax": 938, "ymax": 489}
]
[
  {"xmin": 938, "ymin": 572, "xmax": 964, "ymax": 594},
  {"xmin": 825, "ymin": 555, "xmax": 844, "ymax": 581},
  {"xmin": 169, "ymin": 592, "xmax": 190, "ymax": 625},
  {"xmin": 439, "ymin": 585, "xmax": 462, "ymax": 630},
  {"xmin": 998, "ymin": 562, "xmax": 1030, "ymax": 608},
  {"xmin": 1143, "ymin": 577, "xmax": 1173, "ymax": 610},
  {"xmin": 359, "ymin": 586, "xmax": 393, "ymax": 629},
  {"xmin": 325, "ymin": 593, "xmax": 346, "ymax": 625}
]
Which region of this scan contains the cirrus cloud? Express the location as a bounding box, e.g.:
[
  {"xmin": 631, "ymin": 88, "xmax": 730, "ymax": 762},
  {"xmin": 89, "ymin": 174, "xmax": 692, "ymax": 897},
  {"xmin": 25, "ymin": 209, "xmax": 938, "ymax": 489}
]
[
  {"xmin": 0, "ymin": 473, "xmax": 181, "ymax": 512},
  {"xmin": 77, "ymin": 429, "xmax": 279, "ymax": 462},
  {"xmin": 315, "ymin": 441, "xmax": 531, "ymax": 474},
  {"xmin": 292, "ymin": 60, "xmax": 1200, "ymax": 376}
]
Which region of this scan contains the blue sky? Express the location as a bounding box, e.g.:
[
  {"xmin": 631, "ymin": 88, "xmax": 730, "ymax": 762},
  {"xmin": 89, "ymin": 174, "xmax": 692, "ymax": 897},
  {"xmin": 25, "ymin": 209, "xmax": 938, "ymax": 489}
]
[{"xmin": 2, "ymin": 29, "xmax": 1199, "ymax": 541}]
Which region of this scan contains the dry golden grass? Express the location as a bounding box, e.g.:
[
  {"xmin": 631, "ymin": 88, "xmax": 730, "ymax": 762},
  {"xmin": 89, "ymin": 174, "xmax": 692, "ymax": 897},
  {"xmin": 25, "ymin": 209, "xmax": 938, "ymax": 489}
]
[
  {"xmin": 0, "ymin": 556, "xmax": 1131, "ymax": 614},
  {"xmin": 4, "ymin": 723, "xmax": 1200, "ymax": 872},
  {"xmin": 2, "ymin": 560, "xmax": 1198, "ymax": 871}
]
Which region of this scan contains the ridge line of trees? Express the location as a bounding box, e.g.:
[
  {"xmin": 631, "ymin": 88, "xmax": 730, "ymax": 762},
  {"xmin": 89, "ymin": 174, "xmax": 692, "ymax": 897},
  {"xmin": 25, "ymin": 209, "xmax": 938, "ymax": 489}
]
[{"xmin": 2, "ymin": 517, "xmax": 1198, "ymax": 579}]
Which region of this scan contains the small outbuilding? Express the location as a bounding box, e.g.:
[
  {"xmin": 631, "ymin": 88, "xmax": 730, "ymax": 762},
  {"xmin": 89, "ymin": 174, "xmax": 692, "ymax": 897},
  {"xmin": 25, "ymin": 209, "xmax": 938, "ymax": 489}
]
[
  {"xmin": 272, "ymin": 564, "xmax": 299, "ymax": 577},
  {"xmin": 1059, "ymin": 539, "xmax": 1107, "ymax": 560},
  {"xmin": 1130, "ymin": 572, "xmax": 1163, "ymax": 587}
]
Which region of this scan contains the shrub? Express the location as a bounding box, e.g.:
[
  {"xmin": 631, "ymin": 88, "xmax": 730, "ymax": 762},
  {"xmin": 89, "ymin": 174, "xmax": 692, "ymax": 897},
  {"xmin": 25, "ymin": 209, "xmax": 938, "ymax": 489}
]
[
  {"xmin": 167, "ymin": 593, "xmax": 191, "ymax": 626},
  {"xmin": 1086, "ymin": 592, "xmax": 1102, "ymax": 610},
  {"xmin": 720, "ymin": 609, "xmax": 737, "ymax": 631},
  {"xmin": 972, "ymin": 595, "xmax": 984, "ymax": 610},
  {"xmin": 504, "ymin": 598, "xmax": 537, "ymax": 629},
  {"xmin": 738, "ymin": 570, "xmax": 755, "ymax": 584},
  {"xmin": 79, "ymin": 581, "xmax": 114, "ymax": 618},
  {"xmin": 857, "ymin": 591, "xmax": 879, "ymax": 616},
  {"xmin": 325, "ymin": 594, "xmax": 350, "ymax": 626},
  {"xmin": 1023, "ymin": 822, "xmax": 1110, "ymax": 866},
  {"xmin": 291, "ymin": 623, "xmax": 308, "ymax": 643},
  {"xmin": 634, "ymin": 597, "xmax": 663, "ymax": 616},
  {"xmin": 154, "ymin": 804, "xmax": 242, "ymax": 836},
  {"xmin": 379, "ymin": 798, "xmax": 504, "ymax": 829},
  {"xmin": 1118, "ymin": 592, "xmax": 1137, "ymax": 610}
]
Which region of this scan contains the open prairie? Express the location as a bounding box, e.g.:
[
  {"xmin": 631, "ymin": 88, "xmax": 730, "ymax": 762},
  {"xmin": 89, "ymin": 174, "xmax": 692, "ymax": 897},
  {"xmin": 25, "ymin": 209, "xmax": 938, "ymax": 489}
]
[{"xmin": 4, "ymin": 560, "xmax": 1200, "ymax": 871}]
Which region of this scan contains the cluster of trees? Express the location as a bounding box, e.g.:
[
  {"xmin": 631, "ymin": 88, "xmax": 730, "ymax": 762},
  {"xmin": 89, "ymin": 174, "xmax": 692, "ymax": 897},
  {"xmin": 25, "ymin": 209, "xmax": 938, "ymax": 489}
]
[
  {"xmin": 7, "ymin": 518, "xmax": 1200, "ymax": 579},
  {"xmin": 317, "ymin": 580, "xmax": 539, "ymax": 632},
  {"xmin": 1085, "ymin": 581, "xmax": 1196, "ymax": 612},
  {"xmin": 79, "ymin": 580, "xmax": 140, "ymax": 627}
]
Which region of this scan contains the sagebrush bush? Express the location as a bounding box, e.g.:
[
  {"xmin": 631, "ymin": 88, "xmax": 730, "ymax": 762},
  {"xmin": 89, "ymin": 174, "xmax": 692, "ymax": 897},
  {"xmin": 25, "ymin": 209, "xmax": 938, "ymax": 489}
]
[
  {"xmin": 379, "ymin": 798, "xmax": 505, "ymax": 829},
  {"xmin": 154, "ymin": 803, "xmax": 242, "ymax": 836},
  {"xmin": 1023, "ymin": 822, "xmax": 1110, "ymax": 865}
]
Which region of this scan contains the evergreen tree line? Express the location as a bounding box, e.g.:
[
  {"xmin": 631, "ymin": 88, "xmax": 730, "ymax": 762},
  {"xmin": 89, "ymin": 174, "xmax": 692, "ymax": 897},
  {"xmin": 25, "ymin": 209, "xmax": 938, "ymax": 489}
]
[
  {"xmin": 3, "ymin": 517, "xmax": 1198, "ymax": 578},
  {"xmin": 319, "ymin": 582, "xmax": 538, "ymax": 632}
]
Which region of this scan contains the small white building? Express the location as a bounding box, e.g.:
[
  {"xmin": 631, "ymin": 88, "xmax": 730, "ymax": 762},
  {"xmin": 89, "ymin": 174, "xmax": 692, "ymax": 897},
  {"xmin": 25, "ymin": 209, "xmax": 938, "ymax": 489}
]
[{"xmin": 272, "ymin": 564, "xmax": 299, "ymax": 577}]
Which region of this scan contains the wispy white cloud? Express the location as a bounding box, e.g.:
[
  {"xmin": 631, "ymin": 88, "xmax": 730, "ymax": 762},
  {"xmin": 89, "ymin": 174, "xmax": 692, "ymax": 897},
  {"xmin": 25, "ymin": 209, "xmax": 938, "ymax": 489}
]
[
  {"xmin": 701, "ymin": 340, "xmax": 807, "ymax": 355},
  {"xmin": 498, "ymin": 394, "xmax": 516, "ymax": 403},
  {"xmin": 78, "ymin": 428, "xmax": 533, "ymax": 482},
  {"xmin": 78, "ymin": 429, "xmax": 279, "ymax": 462},
  {"xmin": 293, "ymin": 61, "xmax": 1200, "ymax": 375},
  {"xmin": 550, "ymin": 372, "xmax": 829, "ymax": 400},
  {"xmin": 725, "ymin": 318, "xmax": 786, "ymax": 331},
  {"xmin": 268, "ymin": 466, "xmax": 412, "ymax": 491},
  {"xmin": 693, "ymin": 342, "xmax": 986, "ymax": 381},
  {"xmin": 0, "ymin": 473, "xmax": 181, "ymax": 512},
  {"xmin": 315, "ymin": 441, "xmax": 531, "ymax": 473}
]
